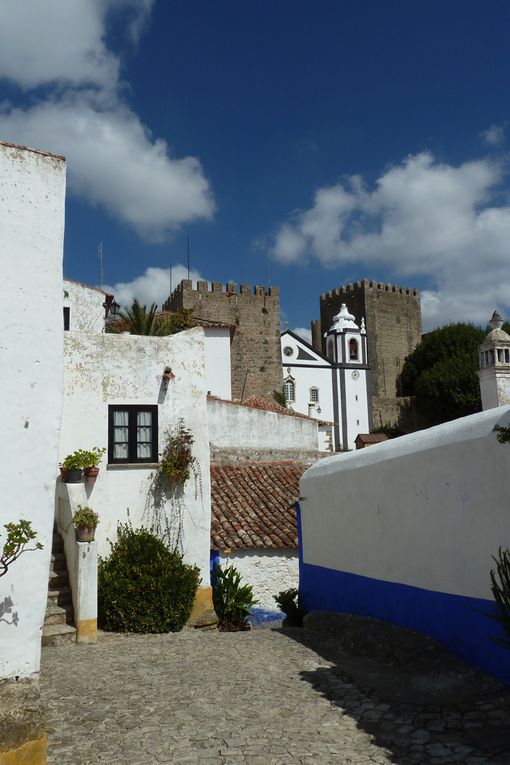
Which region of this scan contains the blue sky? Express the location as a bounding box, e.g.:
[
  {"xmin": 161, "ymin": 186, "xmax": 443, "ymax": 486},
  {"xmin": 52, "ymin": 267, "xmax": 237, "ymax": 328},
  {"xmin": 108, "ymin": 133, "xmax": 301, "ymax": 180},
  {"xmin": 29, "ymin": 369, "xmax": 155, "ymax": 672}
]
[{"xmin": 1, "ymin": 1, "xmax": 510, "ymax": 335}]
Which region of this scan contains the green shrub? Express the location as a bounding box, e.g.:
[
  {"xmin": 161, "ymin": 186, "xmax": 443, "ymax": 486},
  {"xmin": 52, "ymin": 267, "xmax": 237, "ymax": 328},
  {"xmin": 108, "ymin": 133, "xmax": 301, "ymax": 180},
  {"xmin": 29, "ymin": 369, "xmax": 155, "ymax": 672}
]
[
  {"xmin": 274, "ymin": 588, "xmax": 306, "ymax": 626},
  {"xmin": 212, "ymin": 562, "xmax": 257, "ymax": 630},
  {"xmin": 490, "ymin": 547, "xmax": 510, "ymax": 650},
  {"xmin": 98, "ymin": 523, "xmax": 200, "ymax": 633}
]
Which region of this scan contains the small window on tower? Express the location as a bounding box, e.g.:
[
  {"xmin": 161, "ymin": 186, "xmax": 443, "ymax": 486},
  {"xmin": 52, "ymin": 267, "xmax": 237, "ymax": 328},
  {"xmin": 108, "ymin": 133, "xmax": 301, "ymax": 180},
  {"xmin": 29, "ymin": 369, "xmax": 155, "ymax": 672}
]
[
  {"xmin": 349, "ymin": 338, "xmax": 358, "ymax": 360},
  {"xmin": 310, "ymin": 387, "xmax": 319, "ymax": 403}
]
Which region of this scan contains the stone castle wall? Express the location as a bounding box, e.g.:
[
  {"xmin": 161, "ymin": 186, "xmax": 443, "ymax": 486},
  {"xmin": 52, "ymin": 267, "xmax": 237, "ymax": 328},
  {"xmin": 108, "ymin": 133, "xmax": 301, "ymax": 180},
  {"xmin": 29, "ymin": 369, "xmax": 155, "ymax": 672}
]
[
  {"xmin": 318, "ymin": 280, "xmax": 422, "ymax": 424},
  {"xmin": 164, "ymin": 280, "xmax": 282, "ymax": 401}
]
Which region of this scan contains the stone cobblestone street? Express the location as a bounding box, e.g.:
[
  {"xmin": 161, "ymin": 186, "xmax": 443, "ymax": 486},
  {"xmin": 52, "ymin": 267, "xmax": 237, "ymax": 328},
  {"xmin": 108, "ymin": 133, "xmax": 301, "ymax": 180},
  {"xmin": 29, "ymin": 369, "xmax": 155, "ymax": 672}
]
[{"xmin": 40, "ymin": 625, "xmax": 510, "ymax": 765}]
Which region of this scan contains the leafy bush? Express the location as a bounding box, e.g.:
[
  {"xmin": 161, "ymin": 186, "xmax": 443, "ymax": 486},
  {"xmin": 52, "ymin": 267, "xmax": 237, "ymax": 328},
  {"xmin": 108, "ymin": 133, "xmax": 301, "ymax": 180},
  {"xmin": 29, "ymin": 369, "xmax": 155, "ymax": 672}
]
[
  {"xmin": 274, "ymin": 588, "xmax": 306, "ymax": 626},
  {"xmin": 1, "ymin": 520, "xmax": 43, "ymax": 578},
  {"xmin": 98, "ymin": 523, "xmax": 200, "ymax": 633},
  {"xmin": 212, "ymin": 562, "xmax": 257, "ymax": 630},
  {"xmin": 490, "ymin": 547, "xmax": 510, "ymax": 650}
]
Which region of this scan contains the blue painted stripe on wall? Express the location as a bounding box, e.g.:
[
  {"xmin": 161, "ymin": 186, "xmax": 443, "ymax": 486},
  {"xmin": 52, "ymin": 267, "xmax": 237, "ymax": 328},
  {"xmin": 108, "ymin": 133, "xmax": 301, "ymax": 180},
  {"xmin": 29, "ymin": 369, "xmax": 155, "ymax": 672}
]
[{"xmin": 300, "ymin": 560, "xmax": 510, "ymax": 682}]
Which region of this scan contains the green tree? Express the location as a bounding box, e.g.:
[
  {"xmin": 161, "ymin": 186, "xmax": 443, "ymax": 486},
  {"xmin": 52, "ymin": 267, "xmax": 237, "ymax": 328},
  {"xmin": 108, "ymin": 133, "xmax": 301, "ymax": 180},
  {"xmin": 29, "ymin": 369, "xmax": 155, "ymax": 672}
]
[
  {"xmin": 107, "ymin": 300, "xmax": 193, "ymax": 336},
  {"xmin": 400, "ymin": 323, "xmax": 485, "ymax": 425}
]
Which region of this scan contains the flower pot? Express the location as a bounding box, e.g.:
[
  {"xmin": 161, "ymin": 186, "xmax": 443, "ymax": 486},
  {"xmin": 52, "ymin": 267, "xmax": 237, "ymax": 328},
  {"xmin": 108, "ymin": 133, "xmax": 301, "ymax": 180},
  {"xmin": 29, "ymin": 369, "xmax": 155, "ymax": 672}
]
[
  {"xmin": 83, "ymin": 466, "xmax": 100, "ymax": 483},
  {"xmin": 59, "ymin": 466, "xmax": 68, "ymax": 482},
  {"xmin": 66, "ymin": 468, "xmax": 83, "ymax": 483},
  {"xmin": 75, "ymin": 525, "xmax": 96, "ymax": 542}
]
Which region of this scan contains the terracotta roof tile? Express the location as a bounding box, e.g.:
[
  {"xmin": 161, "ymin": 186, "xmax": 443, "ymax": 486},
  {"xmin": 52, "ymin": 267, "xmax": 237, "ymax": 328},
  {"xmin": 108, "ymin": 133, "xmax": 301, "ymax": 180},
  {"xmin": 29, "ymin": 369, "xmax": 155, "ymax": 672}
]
[{"xmin": 210, "ymin": 461, "xmax": 311, "ymax": 550}]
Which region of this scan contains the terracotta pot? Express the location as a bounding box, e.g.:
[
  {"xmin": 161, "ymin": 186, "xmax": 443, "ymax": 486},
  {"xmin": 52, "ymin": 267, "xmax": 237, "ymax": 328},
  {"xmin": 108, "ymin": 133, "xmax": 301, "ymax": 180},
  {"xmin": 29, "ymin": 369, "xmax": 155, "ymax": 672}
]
[
  {"xmin": 59, "ymin": 466, "xmax": 68, "ymax": 482},
  {"xmin": 75, "ymin": 525, "xmax": 96, "ymax": 543},
  {"xmin": 83, "ymin": 466, "xmax": 100, "ymax": 483}
]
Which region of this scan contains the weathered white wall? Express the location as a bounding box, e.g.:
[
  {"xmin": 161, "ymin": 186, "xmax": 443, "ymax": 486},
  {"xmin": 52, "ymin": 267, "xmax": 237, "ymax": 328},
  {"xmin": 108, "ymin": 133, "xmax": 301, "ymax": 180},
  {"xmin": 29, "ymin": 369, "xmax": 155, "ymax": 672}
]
[
  {"xmin": 204, "ymin": 327, "xmax": 231, "ymax": 399},
  {"xmin": 60, "ymin": 327, "xmax": 211, "ymax": 584},
  {"xmin": 221, "ymin": 550, "xmax": 298, "ymax": 611},
  {"xmin": 208, "ymin": 397, "xmax": 318, "ymax": 453},
  {"xmin": 0, "ymin": 141, "xmax": 66, "ymax": 679},
  {"xmin": 299, "ymin": 406, "xmax": 510, "ymax": 678},
  {"xmin": 63, "ymin": 278, "xmax": 105, "ymax": 333}
]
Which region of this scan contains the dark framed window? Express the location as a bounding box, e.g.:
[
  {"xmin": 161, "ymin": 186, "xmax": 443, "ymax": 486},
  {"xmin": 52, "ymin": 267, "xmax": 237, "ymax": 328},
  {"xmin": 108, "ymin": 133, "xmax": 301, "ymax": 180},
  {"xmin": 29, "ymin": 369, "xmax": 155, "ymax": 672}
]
[{"xmin": 108, "ymin": 405, "xmax": 158, "ymax": 464}]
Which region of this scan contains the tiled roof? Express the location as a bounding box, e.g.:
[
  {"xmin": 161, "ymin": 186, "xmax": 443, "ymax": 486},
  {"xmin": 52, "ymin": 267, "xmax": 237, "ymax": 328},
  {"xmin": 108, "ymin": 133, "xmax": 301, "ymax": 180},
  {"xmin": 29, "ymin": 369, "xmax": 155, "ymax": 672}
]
[
  {"xmin": 157, "ymin": 310, "xmax": 234, "ymax": 332},
  {"xmin": 210, "ymin": 462, "xmax": 311, "ymax": 550},
  {"xmin": 355, "ymin": 433, "xmax": 389, "ymax": 444}
]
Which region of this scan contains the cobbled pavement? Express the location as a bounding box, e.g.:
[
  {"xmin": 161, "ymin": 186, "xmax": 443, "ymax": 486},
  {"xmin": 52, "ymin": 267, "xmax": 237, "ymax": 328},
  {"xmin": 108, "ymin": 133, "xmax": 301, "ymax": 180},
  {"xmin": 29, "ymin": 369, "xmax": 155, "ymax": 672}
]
[{"xmin": 40, "ymin": 626, "xmax": 510, "ymax": 765}]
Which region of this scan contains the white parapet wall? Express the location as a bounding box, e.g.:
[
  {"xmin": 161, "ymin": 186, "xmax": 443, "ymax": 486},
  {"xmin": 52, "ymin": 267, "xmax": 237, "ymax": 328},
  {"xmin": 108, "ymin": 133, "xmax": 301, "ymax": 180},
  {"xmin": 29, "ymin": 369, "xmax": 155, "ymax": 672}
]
[
  {"xmin": 60, "ymin": 327, "xmax": 212, "ymax": 590},
  {"xmin": 299, "ymin": 406, "xmax": 510, "ymax": 681},
  {"xmin": 63, "ymin": 278, "xmax": 106, "ymax": 333},
  {"xmin": 208, "ymin": 397, "xmax": 318, "ymax": 458},
  {"xmin": 0, "ymin": 141, "xmax": 66, "ymax": 681}
]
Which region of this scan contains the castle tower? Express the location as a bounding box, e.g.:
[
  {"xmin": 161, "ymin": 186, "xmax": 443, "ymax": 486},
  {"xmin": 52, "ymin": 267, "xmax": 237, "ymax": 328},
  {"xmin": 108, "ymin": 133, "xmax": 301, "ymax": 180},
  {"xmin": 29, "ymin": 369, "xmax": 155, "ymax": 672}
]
[
  {"xmin": 478, "ymin": 311, "xmax": 510, "ymax": 410},
  {"xmin": 316, "ymin": 279, "xmax": 421, "ymax": 426},
  {"xmin": 163, "ymin": 280, "xmax": 282, "ymax": 401},
  {"xmin": 324, "ymin": 304, "xmax": 371, "ymax": 449}
]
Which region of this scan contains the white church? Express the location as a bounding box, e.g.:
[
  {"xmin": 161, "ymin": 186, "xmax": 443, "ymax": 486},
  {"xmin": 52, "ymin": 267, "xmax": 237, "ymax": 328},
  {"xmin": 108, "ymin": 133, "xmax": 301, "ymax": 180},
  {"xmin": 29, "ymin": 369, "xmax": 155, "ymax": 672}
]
[{"xmin": 280, "ymin": 303, "xmax": 371, "ymax": 451}]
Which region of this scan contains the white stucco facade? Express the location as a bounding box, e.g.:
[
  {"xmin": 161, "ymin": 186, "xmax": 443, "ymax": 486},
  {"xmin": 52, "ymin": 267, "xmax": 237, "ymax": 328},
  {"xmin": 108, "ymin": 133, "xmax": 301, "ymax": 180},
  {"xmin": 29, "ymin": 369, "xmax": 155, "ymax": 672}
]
[
  {"xmin": 203, "ymin": 327, "xmax": 232, "ymax": 399},
  {"xmin": 60, "ymin": 327, "xmax": 212, "ymax": 585},
  {"xmin": 63, "ymin": 278, "xmax": 106, "ymax": 333},
  {"xmin": 300, "ymin": 406, "xmax": 510, "ymax": 599},
  {"xmin": 0, "ymin": 141, "xmax": 66, "ymax": 679},
  {"xmin": 207, "ymin": 396, "xmax": 319, "ymax": 456},
  {"xmin": 220, "ymin": 550, "xmax": 298, "ymax": 611}
]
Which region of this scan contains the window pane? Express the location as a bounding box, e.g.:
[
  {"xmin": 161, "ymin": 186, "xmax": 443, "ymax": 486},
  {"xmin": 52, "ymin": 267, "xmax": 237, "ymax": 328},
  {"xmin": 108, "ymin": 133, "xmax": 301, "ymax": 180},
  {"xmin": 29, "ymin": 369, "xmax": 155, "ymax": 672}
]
[
  {"xmin": 310, "ymin": 388, "xmax": 319, "ymax": 402},
  {"xmin": 137, "ymin": 410, "xmax": 153, "ymax": 459},
  {"xmin": 113, "ymin": 410, "xmax": 129, "ymax": 459}
]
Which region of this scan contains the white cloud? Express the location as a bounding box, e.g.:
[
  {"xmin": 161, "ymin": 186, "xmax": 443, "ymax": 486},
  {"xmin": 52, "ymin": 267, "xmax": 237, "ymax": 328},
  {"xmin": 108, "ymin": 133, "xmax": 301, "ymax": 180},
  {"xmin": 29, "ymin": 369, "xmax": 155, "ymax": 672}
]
[
  {"xmin": 291, "ymin": 326, "xmax": 312, "ymax": 344},
  {"xmin": 0, "ymin": 0, "xmax": 214, "ymax": 238},
  {"xmin": 0, "ymin": 94, "xmax": 214, "ymax": 239},
  {"xmin": 271, "ymin": 152, "xmax": 510, "ymax": 329},
  {"xmin": 103, "ymin": 264, "xmax": 205, "ymax": 308},
  {"xmin": 481, "ymin": 123, "xmax": 506, "ymax": 147}
]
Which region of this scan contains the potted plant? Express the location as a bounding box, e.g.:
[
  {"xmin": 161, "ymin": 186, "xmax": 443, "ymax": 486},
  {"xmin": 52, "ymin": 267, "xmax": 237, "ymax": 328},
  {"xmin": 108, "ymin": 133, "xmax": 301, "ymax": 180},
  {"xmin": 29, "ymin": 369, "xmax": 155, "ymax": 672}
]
[
  {"xmin": 60, "ymin": 451, "xmax": 85, "ymax": 483},
  {"xmin": 81, "ymin": 447, "xmax": 106, "ymax": 483},
  {"xmin": 72, "ymin": 506, "xmax": 99, "ymax": 542}
]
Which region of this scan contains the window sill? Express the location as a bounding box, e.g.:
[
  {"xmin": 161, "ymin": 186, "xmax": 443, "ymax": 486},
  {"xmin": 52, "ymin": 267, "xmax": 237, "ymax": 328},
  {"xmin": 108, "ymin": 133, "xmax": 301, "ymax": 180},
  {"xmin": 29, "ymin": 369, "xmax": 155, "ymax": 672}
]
[{"xmin": 107, "ymin": 463, "xmax": 159, "ymax": 470}]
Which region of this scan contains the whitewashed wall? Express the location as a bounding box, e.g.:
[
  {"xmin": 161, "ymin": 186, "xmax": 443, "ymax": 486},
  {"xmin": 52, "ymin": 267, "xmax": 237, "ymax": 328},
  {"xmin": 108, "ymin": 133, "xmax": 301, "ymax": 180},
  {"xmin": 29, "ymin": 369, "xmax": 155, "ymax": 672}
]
[
  {"xmin": 60, "ymin": 327, "xmax": 211, "ymax": 584},
  {"xmin": 63, "ymin": 279, "xmax": 105, "ymax": 333},
  {"xmin": 299, "ymin": 406, "xmax": 510, "ymax": 680},
  {"xmin": 220, "ymin": 550, "xmax": 298, "ymax": 611},
  {"xmin": 0, "ymin": 142, "xmax": 66, "ymax": 679},
  {"xmin": 208, "ymin": 397, "xmax": 318, "ymax": 454},
  {"xmin": 203, "ymin": 327, "xmax": 232, "ymax": 399}
]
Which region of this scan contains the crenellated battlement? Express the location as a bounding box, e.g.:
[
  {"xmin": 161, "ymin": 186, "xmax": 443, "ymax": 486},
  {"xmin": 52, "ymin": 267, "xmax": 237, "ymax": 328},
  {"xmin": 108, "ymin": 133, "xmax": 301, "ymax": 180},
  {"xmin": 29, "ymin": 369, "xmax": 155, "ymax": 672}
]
[
  {"xmin": 321, "ymin": 280, "xmax": 419, "ymax": 301},
  {"xmin": 163, "ymin": 279, "xmax": 278, "ymax": 310}
]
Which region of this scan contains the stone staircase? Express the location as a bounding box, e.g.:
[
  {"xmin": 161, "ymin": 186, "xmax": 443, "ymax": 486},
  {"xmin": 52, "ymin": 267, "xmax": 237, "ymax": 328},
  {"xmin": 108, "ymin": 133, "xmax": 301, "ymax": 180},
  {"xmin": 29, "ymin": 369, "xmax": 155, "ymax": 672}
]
[{"xmin": 42, "ymin": 528, "xmax": 76, "ymax": 646}]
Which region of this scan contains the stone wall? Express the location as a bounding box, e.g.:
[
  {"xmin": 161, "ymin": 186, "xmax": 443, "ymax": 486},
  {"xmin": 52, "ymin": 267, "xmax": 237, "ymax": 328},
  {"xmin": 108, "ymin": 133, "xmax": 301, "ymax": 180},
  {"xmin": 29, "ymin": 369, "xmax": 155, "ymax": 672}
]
[
  {"xmin": 164, "ymin": 280, "xmax": 282, "ymax": 401},
  {"xmin": 318, "ymin": 280, "xmax": 422, "ymax": 425}
]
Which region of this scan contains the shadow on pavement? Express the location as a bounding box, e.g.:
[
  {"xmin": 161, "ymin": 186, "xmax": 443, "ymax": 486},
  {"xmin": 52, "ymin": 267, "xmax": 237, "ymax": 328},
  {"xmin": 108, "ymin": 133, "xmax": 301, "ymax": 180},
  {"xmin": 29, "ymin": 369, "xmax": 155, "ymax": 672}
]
[{"xmin": 277, "ymin": 612, "xmax": 510, "ymax": 765}]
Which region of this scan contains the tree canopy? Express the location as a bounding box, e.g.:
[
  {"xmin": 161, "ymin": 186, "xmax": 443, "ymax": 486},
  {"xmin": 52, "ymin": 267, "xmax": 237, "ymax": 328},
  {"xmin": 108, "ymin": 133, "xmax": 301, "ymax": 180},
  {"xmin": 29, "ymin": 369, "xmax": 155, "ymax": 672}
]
[{"xmin": 400, "ymin": 323, "xmax": 485, "ymax": 425}]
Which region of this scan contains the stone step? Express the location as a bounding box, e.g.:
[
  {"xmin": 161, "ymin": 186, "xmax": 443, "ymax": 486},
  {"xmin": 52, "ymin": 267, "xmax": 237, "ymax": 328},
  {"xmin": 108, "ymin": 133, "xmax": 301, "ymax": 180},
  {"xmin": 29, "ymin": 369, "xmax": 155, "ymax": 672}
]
[
  {"xmin": 47, "ymin": 586, "xmax": 72, "ymax": 608},
  {"xmin": 42, "ymin": 623, "xmax": 76, "ymax": 647},
  {"xmin": 50, "ymin": 552, "xmax": 67, "ymax": 572},
  {"xmin": 44, "ymin": 604, "xmax": 73, "ymax": 627},
  {"xmin": 48, "ymin": 570, "xmax": 69, "ymax": 589}
]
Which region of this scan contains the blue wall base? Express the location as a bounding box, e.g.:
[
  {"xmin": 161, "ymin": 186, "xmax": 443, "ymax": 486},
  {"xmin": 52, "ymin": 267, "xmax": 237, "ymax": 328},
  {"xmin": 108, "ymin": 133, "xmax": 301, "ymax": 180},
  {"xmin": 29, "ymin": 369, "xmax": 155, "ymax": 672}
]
[{"xmin": 300, "ymin": 561, "xmax": 510, "ymax": 683}]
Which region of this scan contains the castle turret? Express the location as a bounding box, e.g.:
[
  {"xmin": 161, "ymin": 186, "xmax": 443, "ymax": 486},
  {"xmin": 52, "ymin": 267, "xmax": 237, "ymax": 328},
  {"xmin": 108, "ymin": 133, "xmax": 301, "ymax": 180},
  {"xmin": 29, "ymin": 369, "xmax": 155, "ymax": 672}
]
[{"xmin": 478, "ymin": 310, "xmax": 510, "ymax": 409}]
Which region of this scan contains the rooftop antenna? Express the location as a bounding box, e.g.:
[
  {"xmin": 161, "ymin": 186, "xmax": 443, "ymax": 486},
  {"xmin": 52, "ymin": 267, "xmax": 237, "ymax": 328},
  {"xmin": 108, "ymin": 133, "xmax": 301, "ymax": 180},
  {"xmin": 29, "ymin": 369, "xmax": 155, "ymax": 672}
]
[
  {"xmin": 187, "ymin": 236, "xmax": 190, "ymax": 280},
  {"xmin": 98, "ymin": 242, "xmax": 104, "ymax": 291}
]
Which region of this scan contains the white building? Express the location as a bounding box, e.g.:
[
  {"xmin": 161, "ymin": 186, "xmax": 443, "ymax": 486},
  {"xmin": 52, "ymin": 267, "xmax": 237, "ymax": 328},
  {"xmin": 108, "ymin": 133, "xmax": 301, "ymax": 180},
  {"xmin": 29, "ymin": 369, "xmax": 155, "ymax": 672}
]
[
  {"xmin": 281, "ymin": 303, "xmax": 371, "ymax": 451},
  {"xmin": 478, "ymin": 310, "xmax": 510, "ymax": 410},
  {"xmin": 1, "ymin": 139, "xmax": 66, "ymax": 763}
]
